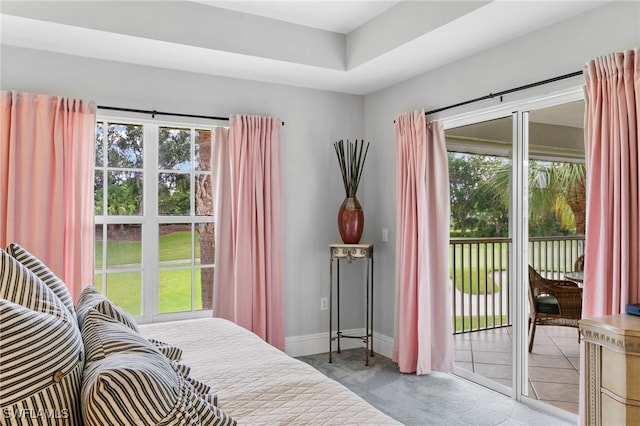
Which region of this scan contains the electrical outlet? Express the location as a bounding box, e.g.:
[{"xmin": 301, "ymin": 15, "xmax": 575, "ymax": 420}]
[{"xmin": 320, "ymin": 297, "xmax": 328, "ymax": 311}]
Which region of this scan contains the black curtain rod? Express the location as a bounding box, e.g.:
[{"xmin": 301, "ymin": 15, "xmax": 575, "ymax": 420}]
[
  {"xmin": 97, "ymin": 105, "xmax": 285, "ymax": 125},
  {"xmin": 424, "ymin": 70, "xmax": 584, "ymax": 116}
]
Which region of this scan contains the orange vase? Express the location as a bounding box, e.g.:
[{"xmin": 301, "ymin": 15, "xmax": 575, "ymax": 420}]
[{"xmin": 338, "ymin": 196, "xmax": 364, "ymax": 244}]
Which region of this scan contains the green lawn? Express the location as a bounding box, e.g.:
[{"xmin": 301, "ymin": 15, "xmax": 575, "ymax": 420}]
[
  {"xmin": 95, "ymin": 230, "xmax": 203, "ymax": 316},
  {"xmin": 454, "ymin": 315, "xmax": 509, "ymax": 333},
  {"xmin": 449, "ymin": 239, "xmax": 582, "ymax": 295},
  {"xmin": 449, "ymin": 243, "xmax": 504, "ymax": 295}
]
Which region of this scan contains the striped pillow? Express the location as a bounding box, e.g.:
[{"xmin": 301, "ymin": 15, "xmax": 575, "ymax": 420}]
[
  {"xmin": 170, "ymin": 360, "xmax": 211, "ymax": 396},
  {"xmin": 6, "ymin": 242, "xmax": 77, "ymax": 322},
  {"xmin": 82, "ymin": 308, "xmax": 161, "ymax": 365},
  {"xmin": 0, "ymin": 250, "xmax": 64, "ymax": 315},
  {"xmin": 76, "ymin": 285, "xmax": 138, "ymax": 332},
  {"xmin": 81, "ymin": 348, "xmax": 236, "ymax": 425},
  {"xmin": 149, "ymin": 338, "xmax": 184, "ymax": 361},
  {"xmin": 0, "ymin": 299, "xmax": 84, "ymax": 425}
]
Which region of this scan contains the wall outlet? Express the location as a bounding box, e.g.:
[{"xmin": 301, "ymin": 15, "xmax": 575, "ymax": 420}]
[{"xmin": 320, "ymin": 297, "xmax": 328, "ymax": 311}]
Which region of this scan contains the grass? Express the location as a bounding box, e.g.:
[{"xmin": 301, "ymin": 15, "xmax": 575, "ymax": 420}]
[
  {"xmin": 448, "ymin": 238, "xmax": 583, "ymax": 295},
  {"xmin": 454, "ymin": 315, "xmax": 509, "ymax": 333},
  {"xmin": 95, "ymin": 230, "xmax": 204, "ymax": 316},
  {"xmin": 449, "ymin": 243, "xmax": 504, "ymax": 295},
  {"xmin": 451, "ymin": 267, "xmax": 500, "ymax": 294}
]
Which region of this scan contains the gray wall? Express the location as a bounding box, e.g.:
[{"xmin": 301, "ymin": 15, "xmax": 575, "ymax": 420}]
[
  {"xmin": 362, "ymin": 1, "xmax": 640, "ymax": 338},
  {"xmin": 0, "ymin": 45, "xmax": 367, "ymax": 343},
  {"xmin": 1, "ymin": 0, "xmax": 638, "ymax": 353}
]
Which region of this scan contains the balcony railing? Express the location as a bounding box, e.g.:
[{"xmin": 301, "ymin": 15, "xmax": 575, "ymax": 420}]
[{"xmin": 450, "ymin": 235, "xmax": 585, "ymax": 334}]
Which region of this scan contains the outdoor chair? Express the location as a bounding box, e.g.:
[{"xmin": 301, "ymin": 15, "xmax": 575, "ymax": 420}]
[
  {"xmin": 528, "ymin": 265, "xmax": 583, "ymax": 352},
  {"xmin": 574, "ymin": 254, "xmax": 585, "ymax": 272}
]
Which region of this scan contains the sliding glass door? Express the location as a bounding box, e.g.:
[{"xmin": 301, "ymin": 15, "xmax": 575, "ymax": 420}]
[{"xmin": 445, "ymin": 90, "xmax": 584, "ymax": 421}]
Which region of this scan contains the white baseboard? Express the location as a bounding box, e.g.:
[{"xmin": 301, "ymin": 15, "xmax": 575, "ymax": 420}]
[{"xmin": 285, "ymin": 328, "xmax": 393, "ymax": 359}]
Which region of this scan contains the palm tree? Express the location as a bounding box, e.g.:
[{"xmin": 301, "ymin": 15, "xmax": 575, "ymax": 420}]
[
  {"xmin": 484, "ymin": 160, "xmax": 586, "ymax": 235},
  {"xmin": 552, "ymin": 162, "xmax": 586, "ymax": 234}
]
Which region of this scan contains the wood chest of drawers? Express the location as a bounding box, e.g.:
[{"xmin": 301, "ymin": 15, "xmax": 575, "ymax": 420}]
[{"xmin": 580, "ymin": 314, "xmax": 640, "ymax": 425}]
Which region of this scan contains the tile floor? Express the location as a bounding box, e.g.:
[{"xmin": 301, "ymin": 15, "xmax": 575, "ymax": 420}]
[{"xmin": 453, "ymin": 325, "xmax": 580, "ymax": 415}]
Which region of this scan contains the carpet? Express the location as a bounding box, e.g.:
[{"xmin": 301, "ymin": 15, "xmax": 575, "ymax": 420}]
[{"xmin": 297, "ymin": 349, "xmax": 575, "ymax": 426}]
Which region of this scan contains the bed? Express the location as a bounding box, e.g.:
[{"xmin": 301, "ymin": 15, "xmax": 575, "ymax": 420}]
[
  {"xmin": 0, "ymin": 243, "xmax": 399, "ymax": 425},
  {"xmin": 140, "ymin": 318, "xmax": 401, "ymax": 425}
]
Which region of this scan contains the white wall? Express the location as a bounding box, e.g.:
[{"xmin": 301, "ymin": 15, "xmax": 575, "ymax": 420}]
[
  {"xmin": 0, "ymin": 45, "xmax": 367, "ymax": 347},
  {"xmin": 363, "ymin": 1, "xmax": 640, "ymax": 338}
]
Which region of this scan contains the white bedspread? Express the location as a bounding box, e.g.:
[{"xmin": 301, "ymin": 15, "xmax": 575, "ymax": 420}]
[{"xmin": 140, "ymin": 318, "xmax": 400, "ymax": 425}]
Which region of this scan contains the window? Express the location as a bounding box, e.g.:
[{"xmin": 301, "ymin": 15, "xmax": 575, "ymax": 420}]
[{"xmin": 94, "ymin": 118, "xmax": 216, "ymax": 322}]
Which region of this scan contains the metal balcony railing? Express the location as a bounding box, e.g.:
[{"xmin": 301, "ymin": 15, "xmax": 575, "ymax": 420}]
[{"xmin": 450, "ymin": 235, "xmax": 585, "ymax": 334}]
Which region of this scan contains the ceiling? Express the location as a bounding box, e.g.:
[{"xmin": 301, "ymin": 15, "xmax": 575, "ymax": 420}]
[
  {"xmin": 1, "ymin": 1, "xmax": 608, "ymax": 95},
  {"xmin": 194, "ymin": 1, "xmax": 401, "ymax": 34}
]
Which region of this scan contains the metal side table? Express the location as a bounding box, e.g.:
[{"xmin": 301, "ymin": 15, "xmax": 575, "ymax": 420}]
[{"xmin": 329, "ymin": 243, "xmax": 374, "ymax": 366}]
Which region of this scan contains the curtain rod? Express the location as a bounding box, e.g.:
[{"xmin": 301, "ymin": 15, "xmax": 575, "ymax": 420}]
[
  {"xmin": 97, "ymin": 105, "xmax": 285, "ymax": 125},
  {"xmin": 424, "ymin": 70, "xmax": 584, "ymax": 116}
]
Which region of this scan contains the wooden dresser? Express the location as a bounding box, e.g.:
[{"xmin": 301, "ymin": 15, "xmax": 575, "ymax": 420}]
[{"xmin": 580, "ymin": 314, "xmax": 640, "ymax": 425}]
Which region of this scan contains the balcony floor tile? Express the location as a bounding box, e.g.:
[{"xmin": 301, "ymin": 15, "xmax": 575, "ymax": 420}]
[{"xmin": 454, "ymin": 325, "xmax": 580, "ymax": 415}]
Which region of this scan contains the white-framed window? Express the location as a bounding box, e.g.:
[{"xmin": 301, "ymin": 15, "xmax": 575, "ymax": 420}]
[{"xmin": 94, "ymin": 115, "xmax": 220, "ymax": 323}]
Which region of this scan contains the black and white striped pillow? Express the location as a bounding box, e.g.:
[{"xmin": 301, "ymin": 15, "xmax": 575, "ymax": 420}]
[
  {"xmin": 82, "ymin": 308, "xmax": 161, "ymax": 365},
  {"xmin": 170, "ymin": 360, "xmax": 211, "ymax": 396},
  {"xmin": 1, "ymin": 249, "xmax": 64, "ymax": 315},
  {"xmin": 6, "ymin": 242, "xmax": 77, "ymax": 322},
  {"xmin": 76, "ymin": 285, "xmax": 138, "ymax": 332},
  {"xmin": 81, "ymin": 346, "xmax": 235, "ymax": 425},
  {"xmin": 149, "ymin": 338, "xmax": 184, "ymax": 361},
  {"xmin": 0, "ymin": 299, "xmax": 84, "ymax": 425}
]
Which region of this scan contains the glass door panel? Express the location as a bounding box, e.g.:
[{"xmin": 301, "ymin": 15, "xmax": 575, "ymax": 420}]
[
  {"xmin": 446, "ymin": 115, "xmax": 514, "ymax": 394},
  {"xmin": 525, "ymin": 100, "xmax": 585, "ymax": 415}
]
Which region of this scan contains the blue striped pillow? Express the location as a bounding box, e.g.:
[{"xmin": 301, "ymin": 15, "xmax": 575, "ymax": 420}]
[{"xmin": 6, "ymin": 243, "xmax": 77, "ymax": 323}]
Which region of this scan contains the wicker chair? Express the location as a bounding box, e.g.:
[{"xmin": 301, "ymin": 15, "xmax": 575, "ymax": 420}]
[
  {"xmin": 528, "ymin": 265, "xmax": 583, "ymax": 352},
  {"xmin": 574, "ymin": 254, "xmax": 585, "ymax": 272}
]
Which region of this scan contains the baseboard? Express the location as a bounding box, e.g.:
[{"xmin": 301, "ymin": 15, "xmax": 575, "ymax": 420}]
[{"xmin": 285, "ymin": 328, "xmax": 393, "ymax": 359}]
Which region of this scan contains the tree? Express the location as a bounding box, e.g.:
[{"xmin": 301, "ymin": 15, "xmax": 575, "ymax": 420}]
[
  {"xmin": 96, "ymin": 124, "xmax": 216, "ymax": 310},
  {"xmin": 483, "ymin": 159, "xmax": 586, "ymax": 236},
  {"xmin": 194, "ymin": 130, "xmax": 215, "ymax": 310},
  {"xmin": 552, "ymin": 163, "xmax": 586, "ymax": 234},
  {"xmin": 476, "ymin": 157, "xmax": 509, "ymax": 236},
  {"xmin": 448, "ymin": 153, "xmax": 483, "ymax": 236}
]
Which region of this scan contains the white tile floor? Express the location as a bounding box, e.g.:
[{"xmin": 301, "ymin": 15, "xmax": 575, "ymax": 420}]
[{"xmin": 453, "ymin": 325, "xmax": 580, "ymax": 415}]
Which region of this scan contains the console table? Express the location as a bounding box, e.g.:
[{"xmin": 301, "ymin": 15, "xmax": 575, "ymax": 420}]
[
  {"xmin": 328, "ymin": 243, "xmax": 374, "ymax": 366},
  {"xmin": 580, "ymin": 314, "xmax": 640, "ymax": 425}
]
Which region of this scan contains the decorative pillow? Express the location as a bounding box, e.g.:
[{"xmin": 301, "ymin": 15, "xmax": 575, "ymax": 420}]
[
  {"xmin": 0, "ymin": 299, "xmax": 84, "ymax": 425},
  {"xmin": 76, "ymin": 285, "xmax": 138, "ymax": 332},
  {"xmin": 6, "ymin": 242, "xmax": 77, "ymax": 322},
  {"xmin": 170, "ymin": 360, "xmax": 211, "ymax": 396},
  {"xmin": 0, "ymin": 249, "xmax": 65, "ymax": 315},
  {"xmin": 149, "ymin": 338, "xmax": 184, "ymax": 361},
  {"xmin": 82, "ymin": 349, "xmax": 236, "ymax": 425},
  {"xmin": 82, "ymin": 308, "xmax": 161, "ymax": 365}
]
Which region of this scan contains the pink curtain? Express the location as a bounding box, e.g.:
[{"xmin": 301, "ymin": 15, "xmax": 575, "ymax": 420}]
[
  {"xmin": 583, "ymin": 48, "xmax": 640, "ymax": 318},
  {"xmin": 392, "ymin": 109, "xmax": 454, "ymax": 374},
  {"xmin": 213, "ymin": 114, "xmax": 284, "ymax": 350},
  {"xmin": 580, "ymin": 48, "xmax": 639, "ymax": 424},
  {"xmin": 0, "ymin": 91, "xmax": 95, "ymax": 301}
]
